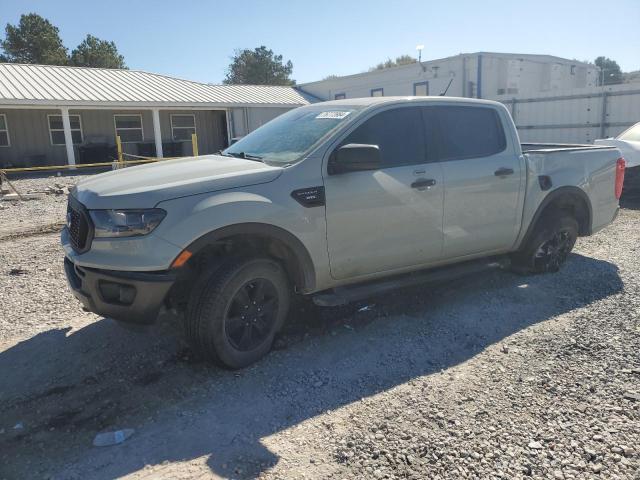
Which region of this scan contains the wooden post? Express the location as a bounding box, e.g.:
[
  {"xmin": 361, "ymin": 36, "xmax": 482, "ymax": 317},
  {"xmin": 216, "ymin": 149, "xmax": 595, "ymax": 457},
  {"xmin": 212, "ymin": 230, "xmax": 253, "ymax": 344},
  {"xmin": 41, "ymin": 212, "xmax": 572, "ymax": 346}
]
[
  {"xmin": 116, "ymin": 135, "xmax": 124, "ymax": 169},
  {"xmin": 191, "ymin": 133, "xmax": 199, "ymax": 156}
]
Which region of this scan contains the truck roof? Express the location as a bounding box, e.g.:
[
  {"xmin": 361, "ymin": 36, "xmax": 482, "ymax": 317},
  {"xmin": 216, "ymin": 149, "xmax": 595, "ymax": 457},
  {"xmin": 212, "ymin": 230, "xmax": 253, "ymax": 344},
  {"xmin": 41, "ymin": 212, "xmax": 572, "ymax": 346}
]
[{"xmin": 317, "ymin": 96, "xmax": 504, "ymax": 108}]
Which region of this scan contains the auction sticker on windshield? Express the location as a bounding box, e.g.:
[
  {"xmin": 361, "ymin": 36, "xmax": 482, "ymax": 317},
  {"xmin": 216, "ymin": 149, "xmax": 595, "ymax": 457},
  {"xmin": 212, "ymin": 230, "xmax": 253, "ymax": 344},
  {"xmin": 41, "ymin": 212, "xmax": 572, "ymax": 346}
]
[{"xmin": 316, "ymin": 111, "xmax": 351, "ymax": 119}]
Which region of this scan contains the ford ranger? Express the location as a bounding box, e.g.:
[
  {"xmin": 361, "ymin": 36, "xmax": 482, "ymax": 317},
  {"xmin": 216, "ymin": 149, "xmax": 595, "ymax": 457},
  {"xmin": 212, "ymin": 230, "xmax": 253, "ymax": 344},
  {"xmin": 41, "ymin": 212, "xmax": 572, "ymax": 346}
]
[{"xmin": 62, "ymin": 97, "xmax": 625, "ymax": 368}]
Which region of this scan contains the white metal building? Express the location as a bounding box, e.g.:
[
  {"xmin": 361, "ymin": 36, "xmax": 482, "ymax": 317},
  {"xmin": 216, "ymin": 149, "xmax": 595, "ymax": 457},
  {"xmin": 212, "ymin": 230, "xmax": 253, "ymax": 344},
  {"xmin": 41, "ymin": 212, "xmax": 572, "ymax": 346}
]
[
  {"xmin": 300, "ymin": 52, "xmax": 598, "ymax": 101},
  {"xmin": 298, "ymin": 52, "xmax": 640, "ymax": 145},
  {"xmin": 0, "ymin": 63, "xmax": 314, "ymax": 168}
]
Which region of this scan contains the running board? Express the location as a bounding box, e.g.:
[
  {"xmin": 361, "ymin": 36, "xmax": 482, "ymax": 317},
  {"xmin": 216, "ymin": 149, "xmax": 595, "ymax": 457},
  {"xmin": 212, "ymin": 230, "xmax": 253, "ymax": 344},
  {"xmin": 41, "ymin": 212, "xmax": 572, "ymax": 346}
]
[{"xmin": 312, "ymin": 256, "xmax": 510, "ymax": 307}]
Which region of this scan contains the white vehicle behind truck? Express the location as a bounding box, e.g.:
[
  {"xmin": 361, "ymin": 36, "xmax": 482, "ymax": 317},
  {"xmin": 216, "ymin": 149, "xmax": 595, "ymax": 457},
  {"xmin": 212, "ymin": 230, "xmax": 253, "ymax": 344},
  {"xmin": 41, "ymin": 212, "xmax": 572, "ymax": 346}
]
[
  {"xmin": 596, "ymin": 121, "xmax": 640, "ymax": 196},
  {"xmin": 62, "ymin": 97, "xmax": 625, "ymax": 368}
]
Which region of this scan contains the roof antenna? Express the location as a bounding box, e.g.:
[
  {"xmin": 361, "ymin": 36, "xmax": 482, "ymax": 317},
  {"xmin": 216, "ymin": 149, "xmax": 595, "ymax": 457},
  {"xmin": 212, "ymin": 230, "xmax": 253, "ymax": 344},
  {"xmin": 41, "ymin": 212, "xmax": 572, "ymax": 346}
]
[
  {"xmin": 439, "ymin": 77, "xmax": 454, "ymax": 96},
  {"xmin": 416, "ymin": 44, "xmax": 426, "ymax": 72}
]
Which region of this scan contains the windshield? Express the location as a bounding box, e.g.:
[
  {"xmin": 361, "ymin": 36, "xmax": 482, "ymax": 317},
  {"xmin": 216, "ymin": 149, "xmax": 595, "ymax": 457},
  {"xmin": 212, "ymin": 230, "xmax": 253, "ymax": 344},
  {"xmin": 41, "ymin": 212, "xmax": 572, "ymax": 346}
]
[
  {"xmin": 223, "ymin": 105, "xmax": 363, "ymax": 165},
  {"xmin": 618, "ymin": 123, "xmax": 640, "ymax": 142}
]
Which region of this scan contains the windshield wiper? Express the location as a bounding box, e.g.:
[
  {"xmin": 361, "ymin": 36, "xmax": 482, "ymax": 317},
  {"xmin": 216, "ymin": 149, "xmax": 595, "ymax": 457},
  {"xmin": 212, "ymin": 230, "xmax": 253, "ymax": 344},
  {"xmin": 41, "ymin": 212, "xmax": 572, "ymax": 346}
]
[{"xmin": 220, "ymin": 151, "xmax": 263, "ymax": 162}]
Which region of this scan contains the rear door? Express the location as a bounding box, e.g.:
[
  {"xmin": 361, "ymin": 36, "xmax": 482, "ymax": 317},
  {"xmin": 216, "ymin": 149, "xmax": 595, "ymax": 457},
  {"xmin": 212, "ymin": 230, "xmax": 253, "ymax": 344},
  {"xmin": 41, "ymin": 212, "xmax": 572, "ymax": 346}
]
[
  {"xmin": 425, "ymin": 105, "xmax": 523, "ymax": 258},
  {"xmin": 323, "ymin": 106, "xmax": 444, "ymax": 280}
]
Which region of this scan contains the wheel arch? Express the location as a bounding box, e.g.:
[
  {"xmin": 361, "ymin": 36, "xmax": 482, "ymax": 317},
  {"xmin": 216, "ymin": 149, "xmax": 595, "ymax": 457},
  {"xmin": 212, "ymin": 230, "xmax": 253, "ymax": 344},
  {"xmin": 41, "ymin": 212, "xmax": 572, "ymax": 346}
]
[
  {"xmin": 520, "ymin": 186, "xmax": 593, "ymax": 248},
  {"xmin": 183, "ymin": 223, "xmax": 316, "ymax": 293}
]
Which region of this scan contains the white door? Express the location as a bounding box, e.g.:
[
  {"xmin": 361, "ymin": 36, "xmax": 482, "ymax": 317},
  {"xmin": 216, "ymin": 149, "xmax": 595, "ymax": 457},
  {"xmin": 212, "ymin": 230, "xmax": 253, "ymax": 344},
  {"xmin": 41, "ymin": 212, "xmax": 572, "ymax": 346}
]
[
  {"xmin": 425, "ymin": 105, "xmax": 523, "ymax": 258},
  {"xmin": 324, "ymin": 106, "xmax": 444, "ymax": 280}
]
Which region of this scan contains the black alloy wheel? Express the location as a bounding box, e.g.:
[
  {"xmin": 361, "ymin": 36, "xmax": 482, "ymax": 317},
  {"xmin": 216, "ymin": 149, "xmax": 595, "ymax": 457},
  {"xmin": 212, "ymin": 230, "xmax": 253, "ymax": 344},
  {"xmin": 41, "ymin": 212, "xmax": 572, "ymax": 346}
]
[{"xmin": 224, "ymin": 279, "xmax": 279, "ymax": 352}]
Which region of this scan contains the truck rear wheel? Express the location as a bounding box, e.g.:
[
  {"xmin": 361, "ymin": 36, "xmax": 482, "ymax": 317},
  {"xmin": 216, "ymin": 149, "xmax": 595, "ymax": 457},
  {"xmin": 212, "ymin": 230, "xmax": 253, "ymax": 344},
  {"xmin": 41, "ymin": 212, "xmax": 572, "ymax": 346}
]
[
  {"xmin": 185, "ymin": 257, "xmax": 290, "ymax": 369},
  {"xmin": 511, "ymin": 214, "xmax": 578, "ymax": 274}
]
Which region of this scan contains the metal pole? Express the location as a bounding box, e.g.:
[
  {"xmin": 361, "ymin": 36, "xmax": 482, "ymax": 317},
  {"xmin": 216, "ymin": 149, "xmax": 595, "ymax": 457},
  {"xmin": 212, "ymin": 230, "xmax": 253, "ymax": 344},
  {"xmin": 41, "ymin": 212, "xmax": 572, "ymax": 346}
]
[
  {"xmin": 600, "ymin": 91, "xmax": 608, "ymax": 139},
  {"xmin": 191, "ymin": 133, "xmax": 199, "ymax": 156},
  {"xmin": 476, "ymin": 54, "xmax": 483, "ymax": 99}
]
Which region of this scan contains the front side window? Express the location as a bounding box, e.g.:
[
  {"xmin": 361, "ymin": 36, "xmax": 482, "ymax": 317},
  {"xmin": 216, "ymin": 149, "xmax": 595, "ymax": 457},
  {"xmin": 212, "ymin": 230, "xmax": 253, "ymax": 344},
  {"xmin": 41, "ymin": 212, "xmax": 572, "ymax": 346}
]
[
  {"xmin": 371, "ymin": 88, "xmax": 384, "ymax": 97},
  {"xmin": 171, "ymin": 114, "xmax": 196, "ymax": 142},
  {"xmin": 426, "ymin": 106, "xmax": 506, "ymax": 161},
  {"xmin": 48, "ymin": 114, "xmax": 83, "ymax": 145},
  {"xmin": 618, "ymin": 123, "xmax": 640, "ymax": 142},
  {"xmin": 342, "ymin": 107, "xmax": 426, "ymax": 168},
  {"xmin": 114, "ymin": 114, "xmax": 143, "ymax": 143},
  {"xmin": 223, "ymin": 105, "xmax": 364, "ymax": 165},
  {"xmin": 0, "ymin": 114, "xmax": 9, "ymax": 147}
]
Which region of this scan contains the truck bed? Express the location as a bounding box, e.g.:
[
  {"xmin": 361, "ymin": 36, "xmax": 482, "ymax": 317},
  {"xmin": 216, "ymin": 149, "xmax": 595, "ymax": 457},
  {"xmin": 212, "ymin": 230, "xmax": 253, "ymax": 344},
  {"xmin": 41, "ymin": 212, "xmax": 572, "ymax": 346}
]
[{"xmin": 519, "ymin": 143, "xmax": 621, "ymax": 240}]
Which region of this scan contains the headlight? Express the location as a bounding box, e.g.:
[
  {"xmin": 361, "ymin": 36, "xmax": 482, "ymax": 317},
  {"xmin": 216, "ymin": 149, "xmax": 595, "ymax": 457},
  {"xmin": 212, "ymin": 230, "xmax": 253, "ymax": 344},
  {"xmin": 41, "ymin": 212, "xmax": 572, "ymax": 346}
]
[{"xmin": 89, "ymin": 209, "xmax": 166, "ymax": 238}]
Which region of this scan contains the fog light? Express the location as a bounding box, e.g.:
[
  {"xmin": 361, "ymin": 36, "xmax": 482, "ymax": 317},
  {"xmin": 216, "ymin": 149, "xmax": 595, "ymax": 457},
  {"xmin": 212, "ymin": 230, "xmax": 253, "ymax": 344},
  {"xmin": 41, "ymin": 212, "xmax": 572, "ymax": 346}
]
[{"xmin": 99, "ymin": 281, "xmax": 136, "ymax": 305}]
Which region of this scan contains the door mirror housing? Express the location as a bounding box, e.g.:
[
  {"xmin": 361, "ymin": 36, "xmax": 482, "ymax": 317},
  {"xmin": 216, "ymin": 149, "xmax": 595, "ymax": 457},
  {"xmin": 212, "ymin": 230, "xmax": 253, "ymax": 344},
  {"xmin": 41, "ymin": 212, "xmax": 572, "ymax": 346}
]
[{"xmin": 328, "ymin": 143, "xmax": 382, "ymax": 175}]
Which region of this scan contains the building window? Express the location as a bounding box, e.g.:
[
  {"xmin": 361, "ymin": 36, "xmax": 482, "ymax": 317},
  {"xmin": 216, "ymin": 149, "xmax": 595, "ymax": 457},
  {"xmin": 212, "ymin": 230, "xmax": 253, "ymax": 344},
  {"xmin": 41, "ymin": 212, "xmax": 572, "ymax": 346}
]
[
  {"xmin": 570, "ymin": 65, "xmax": 576, "ymax": 75},
  {"xmin": 0, "ymin": 114, "xmax": 9, "ymax": 147},
  {"xmin": 334, "ymin": 93, "xmax": 346, "ymax": 100},
  {"xmin": 413, "ymin": 82, "xmax": 429, "ymax": 96},
  {"xmin": 114, "ymin": 114, "xmax": 144, "ymax": 143},
  {"xmin": 48, "ymin": 114, "xmax": 83, "ymax": 145},
  {"xmin": 371, "ymin": 88, "xmax": 384, "ymax": 97},
  {"xmin": 171, "ymin": 114, "xmax": 196, "ymax": 142}
]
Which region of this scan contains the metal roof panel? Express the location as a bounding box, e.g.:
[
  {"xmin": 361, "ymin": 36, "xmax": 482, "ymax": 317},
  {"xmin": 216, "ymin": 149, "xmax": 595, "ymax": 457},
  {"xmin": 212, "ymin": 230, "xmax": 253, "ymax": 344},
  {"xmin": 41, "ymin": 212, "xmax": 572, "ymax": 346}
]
[{"xmin": 0, "ymin": 63, "xmax": 313, "ymax": 107}]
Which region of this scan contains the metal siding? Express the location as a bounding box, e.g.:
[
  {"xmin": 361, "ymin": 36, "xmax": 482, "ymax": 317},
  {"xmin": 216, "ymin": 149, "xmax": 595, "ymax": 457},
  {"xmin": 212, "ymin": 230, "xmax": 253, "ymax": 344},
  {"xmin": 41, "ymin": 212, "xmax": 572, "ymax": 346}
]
[
  {"xmin": 499, "ymin": 84, "xmax": 640, "ymax": 143},
  {"xmin": 160, "ymin": 110, "xmax": 227, "ymax": 156},
  {"xmin": 246, "ymin": 107, "xmax": 291, "ymax": 131},
  {"xmin": 0, "ymin": 108, "xmax": 67, "ymax": 167}
]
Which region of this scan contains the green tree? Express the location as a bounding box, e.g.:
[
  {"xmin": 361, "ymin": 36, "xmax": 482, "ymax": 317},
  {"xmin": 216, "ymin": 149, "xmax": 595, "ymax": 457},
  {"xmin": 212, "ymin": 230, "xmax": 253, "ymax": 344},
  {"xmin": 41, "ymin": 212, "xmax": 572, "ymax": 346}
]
[
  {"xmin": 223, "ymin": 46, "xmax": 295, "ymax": 85},
  {"xmin": 70, "ymin": 34, "xmax": 126, "ymax": 69},
  {"xmin": 370, "ymin": 54, "xmax": 417, "ymax": 71},
  {"xmin": 0, "ymin": 13, "xmax": 68, "ymax": 65},
  {"xmin": 595, "ymin": 56, "xmax": 623, "ymax": 85}
]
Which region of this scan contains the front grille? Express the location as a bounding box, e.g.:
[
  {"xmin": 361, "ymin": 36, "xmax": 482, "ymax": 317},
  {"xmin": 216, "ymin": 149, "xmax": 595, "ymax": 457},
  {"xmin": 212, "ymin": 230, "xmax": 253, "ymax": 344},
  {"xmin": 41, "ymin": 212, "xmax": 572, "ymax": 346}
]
[{"xmin": 67, "ymin": 197, "xmax": 92, "ymax": 253}]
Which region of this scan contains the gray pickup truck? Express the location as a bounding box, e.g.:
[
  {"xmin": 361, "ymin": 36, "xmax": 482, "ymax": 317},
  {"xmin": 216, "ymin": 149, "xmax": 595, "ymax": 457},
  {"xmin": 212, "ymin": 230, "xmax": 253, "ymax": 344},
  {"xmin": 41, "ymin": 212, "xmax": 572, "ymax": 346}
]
[{"xmin": 62, "ymin": 97, "xmax": 624, "ymax": 368}]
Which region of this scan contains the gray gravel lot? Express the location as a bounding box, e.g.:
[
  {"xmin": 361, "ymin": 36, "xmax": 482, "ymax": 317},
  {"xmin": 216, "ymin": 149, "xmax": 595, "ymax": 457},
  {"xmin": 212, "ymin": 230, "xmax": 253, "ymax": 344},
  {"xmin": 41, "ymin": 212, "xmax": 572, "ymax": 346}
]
[
  {"xmin": 0, "ymin": 175, "xmax": 80, "ymax": 239},
  {"xmin": 0, "ymin": 176, "xmax": 638, "ymax": 479}
]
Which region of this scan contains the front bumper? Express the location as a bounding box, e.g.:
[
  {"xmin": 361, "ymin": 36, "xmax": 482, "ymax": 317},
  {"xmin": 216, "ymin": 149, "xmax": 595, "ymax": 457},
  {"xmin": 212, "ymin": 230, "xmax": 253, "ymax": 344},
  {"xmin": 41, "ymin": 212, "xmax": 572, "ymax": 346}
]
[{"xmin": 64, "ymin": 257, "xmax": 176, "ymax": 324}]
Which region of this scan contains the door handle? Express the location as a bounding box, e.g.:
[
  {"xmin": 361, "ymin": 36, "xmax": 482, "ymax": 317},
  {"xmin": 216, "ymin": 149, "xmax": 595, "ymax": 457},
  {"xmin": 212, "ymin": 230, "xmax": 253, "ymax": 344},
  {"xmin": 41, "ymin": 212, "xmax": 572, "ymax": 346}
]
[
  {"xmin": 494, "ymin": 167, "xmax": 514, "ymax": 176},
  {"xmin": 411, "ymin": 178, "xmax": 436, "ymax": 189}
]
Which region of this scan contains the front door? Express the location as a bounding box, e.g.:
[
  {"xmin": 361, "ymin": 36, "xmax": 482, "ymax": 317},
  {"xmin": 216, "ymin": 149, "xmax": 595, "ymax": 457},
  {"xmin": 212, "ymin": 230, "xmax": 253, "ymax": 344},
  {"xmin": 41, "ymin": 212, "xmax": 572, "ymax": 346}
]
[{"xmin": 323, "ymin": 106, "xmax": 444, "ymax": 280}]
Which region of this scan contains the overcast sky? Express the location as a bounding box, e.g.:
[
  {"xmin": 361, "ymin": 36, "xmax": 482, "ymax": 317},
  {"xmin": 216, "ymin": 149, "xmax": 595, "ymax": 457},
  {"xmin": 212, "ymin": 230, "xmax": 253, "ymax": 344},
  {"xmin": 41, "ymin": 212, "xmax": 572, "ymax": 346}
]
[{"xmin": 1, "ymin": 0, "xmax": 638, "ymax": 84}]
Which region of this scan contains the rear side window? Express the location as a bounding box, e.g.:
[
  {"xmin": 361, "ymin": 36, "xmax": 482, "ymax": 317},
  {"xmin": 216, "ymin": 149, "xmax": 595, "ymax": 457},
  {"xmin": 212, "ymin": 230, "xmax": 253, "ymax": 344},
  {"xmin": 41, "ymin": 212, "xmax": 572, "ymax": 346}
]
[
  {"xmin": 426, "ymin": 106, "xmax": 506, "ymax": 161},
  {"xmin": 342, "ymin": 107, "xmax": 426, "ymax": 168}
]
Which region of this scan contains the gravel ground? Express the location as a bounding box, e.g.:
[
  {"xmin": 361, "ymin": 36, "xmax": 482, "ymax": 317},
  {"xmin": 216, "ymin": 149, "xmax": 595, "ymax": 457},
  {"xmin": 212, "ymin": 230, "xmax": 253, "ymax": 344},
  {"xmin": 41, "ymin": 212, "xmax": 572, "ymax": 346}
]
[
  {"xmin": 0, "ymin": 186, "xmax": 638, "ymax": 479},
  {"xmin": 0, "ymin": 175, "xmax": 82, "ymax": 239}
]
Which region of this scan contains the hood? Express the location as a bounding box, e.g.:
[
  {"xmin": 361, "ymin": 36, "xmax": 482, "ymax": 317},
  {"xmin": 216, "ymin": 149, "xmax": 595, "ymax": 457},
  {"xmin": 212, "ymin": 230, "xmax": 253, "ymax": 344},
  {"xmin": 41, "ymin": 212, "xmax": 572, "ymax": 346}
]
[
  {"xmin": 72, "ymin": 155, "xmax": 284, "ymax": 209},
  {"xmin": 594, "ymin": 139, "xmax": 640, "ymax": 168}
]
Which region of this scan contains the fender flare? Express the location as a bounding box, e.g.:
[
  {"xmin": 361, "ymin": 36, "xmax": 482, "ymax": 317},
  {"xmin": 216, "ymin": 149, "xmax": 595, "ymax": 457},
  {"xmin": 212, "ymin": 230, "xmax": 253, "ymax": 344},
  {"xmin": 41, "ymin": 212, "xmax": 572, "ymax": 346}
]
[
  {"xmin": 520, "ymin": 186, "xmax": 593, "ymax": 248},
  {"xmin": 184, "ymin": 223, "xmax": 316, "ymax": 292}
]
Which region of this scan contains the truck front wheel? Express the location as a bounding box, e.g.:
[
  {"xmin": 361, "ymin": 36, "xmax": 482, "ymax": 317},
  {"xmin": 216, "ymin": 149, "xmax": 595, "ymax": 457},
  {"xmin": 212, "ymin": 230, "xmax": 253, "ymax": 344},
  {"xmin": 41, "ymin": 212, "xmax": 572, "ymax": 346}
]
[
  {"xmin": 185, "ymin": 257, "xmax": 290, "ymax": 369},
  {"xmin": 511, "ymin": 214, "xmax": 578, "ymax": 274}
]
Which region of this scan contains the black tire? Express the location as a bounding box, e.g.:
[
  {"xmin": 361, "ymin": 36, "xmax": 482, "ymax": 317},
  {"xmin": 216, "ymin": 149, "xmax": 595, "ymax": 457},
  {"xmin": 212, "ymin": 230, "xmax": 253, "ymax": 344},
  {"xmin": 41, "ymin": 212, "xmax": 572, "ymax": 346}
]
[
  {"xmin": 185, "ymin": 257, "xmax": 290, "ymax": 369},
  {"xmin": 511, "ymin": 213, "xmax": 578, "ymax": 274}
]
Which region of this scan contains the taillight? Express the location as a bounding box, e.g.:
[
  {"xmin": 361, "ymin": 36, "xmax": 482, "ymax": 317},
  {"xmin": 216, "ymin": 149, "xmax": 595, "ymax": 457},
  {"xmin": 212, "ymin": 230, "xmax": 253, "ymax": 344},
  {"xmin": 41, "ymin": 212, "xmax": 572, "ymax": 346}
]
[{"xmin": 615, "ymin": 157, "xmax": 625, "ymax": 200}]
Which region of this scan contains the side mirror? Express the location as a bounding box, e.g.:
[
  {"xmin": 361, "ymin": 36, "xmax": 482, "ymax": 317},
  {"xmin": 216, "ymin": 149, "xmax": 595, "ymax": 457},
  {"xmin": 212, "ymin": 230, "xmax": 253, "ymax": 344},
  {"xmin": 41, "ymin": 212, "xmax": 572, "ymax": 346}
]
[{"xmin": 328, "ymin": 143, "xmax": 382, "ymax": 175}]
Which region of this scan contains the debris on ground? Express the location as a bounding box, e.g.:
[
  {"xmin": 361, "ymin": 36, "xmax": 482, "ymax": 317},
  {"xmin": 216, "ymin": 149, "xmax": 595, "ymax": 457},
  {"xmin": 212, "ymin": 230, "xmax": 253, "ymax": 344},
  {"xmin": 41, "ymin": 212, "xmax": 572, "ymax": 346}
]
[
  {"xmin": 357, "ymin": 304, "xmax": 375, "ymax": 312},
  {"xmin": 93, "ymin": 429, "xmax": 135, "ymax": 447},
  {"xmin": 1, "ymin": 193, "xmax": 45, "ymax": 201}
]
